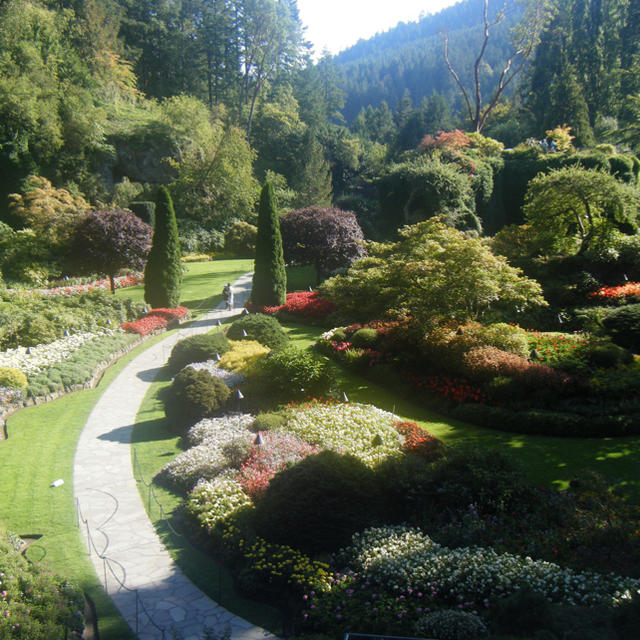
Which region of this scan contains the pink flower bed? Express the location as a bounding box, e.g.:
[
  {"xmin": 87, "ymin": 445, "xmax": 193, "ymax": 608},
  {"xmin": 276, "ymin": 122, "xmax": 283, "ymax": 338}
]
[
  {"xmin": 31, "ymin": 273, "xmax": 143, "ymax": 296},
  {"xmin": 246, "ymin": 291, "xmax": 336, "ymax": 319}
]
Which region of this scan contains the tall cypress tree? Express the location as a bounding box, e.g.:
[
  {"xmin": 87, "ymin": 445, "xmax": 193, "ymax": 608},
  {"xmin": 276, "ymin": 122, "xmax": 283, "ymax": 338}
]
[
  {"xmin": 251, "ymin": 181, "xmax": 286, "ymax": 306},
  {"xmin": 144, "ymin": 185, "xmax": 182, "ymax": 308}
]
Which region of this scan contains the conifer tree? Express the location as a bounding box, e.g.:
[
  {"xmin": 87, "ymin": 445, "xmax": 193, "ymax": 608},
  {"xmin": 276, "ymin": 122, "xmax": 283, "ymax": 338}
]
[
  {"xmin": 144, "ymin": 185, "xmax": 182, "ymax": 308},
  {"xmin": 251, "ymin": 181, "xmax": 286, "ymax": 306}
]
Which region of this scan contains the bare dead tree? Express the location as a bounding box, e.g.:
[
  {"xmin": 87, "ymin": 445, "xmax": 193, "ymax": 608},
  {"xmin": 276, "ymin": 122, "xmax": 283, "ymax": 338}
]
[{"xmin": 443, "ymin": 0, "xmax": 554, "ymax": 132}]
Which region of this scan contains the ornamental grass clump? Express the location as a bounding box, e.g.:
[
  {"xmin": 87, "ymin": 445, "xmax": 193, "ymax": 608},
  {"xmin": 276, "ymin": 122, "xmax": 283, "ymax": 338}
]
[{"xmin": 282, "ymin": 402, "xmax": 404, "ymax": 466}]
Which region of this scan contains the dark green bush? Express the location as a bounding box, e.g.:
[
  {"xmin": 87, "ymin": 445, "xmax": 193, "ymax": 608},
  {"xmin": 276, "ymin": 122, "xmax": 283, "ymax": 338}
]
[
  {"xmin": 414, "ymin": 609, "xmax": 488, "ymax": 640},
  {"xmin": 163, "ymin": 367, "xmax": 230, "ymax": 435},
  {"xmin": 350, "ymin": 327, "xmax": 378, "ymax": 348},
  {"xmin": 224, "ymin": 221, "xmax": 257, "ymax": 258},
  {"xmin": 490, "ymin": 589, "xmax": 554, "ymax": 637},
  {"xmin": 253, "ymin": 346, "xmax": 334, "ymax": 401},
  {"xmin": 253, "ymin": 451, "xmax": 380, "ymax": 554},
  {"xmin": 587, "ymin": 342, "xmax": 634, "ymax": 368},
  {"xmin": 129, "ymin": 201, "xmax": 155, "ymax": 226},
  {"xmin": 609, "ymin": 155, "xmax": 636, "ymax": 183},
  {"xmin": 602, "ymin": 304, "xmax": 640, "ymax": 352},
  {"xmin": 167, "ymin": 332, "xmax": 231, "ymax": 373},
  {"xmin": 227, "ymin": 313, "xmax": 289, "ymax": 350},
  {"xmin": 18, "ymin": 315, "xmax": 59, "ymax": 347}
]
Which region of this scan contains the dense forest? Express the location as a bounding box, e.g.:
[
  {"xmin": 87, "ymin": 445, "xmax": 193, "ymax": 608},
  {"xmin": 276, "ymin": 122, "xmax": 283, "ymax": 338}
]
[{"xmin": 0, "ymin": 0, "xmax": 639, "ymax": 284}]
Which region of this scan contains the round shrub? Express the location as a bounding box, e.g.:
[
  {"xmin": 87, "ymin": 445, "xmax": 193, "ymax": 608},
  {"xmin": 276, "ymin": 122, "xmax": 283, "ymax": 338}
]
[
  {"xmin": 253, "ymin": 450, "xmax": 381, "ymax": 554},
  {"xmin": 350, "ymin": 327, "xmax": 378, "ymax": 348},
  {"xmin": 602, "ymin": 304, "xmax": 640, "ymax": 352},
  {"xmin": 254, "ymin": 347, "xmax": 334, "ymax": 400},
  {"xmin": 250, "ymin": 412, "xmax": 286, "ymax": 432},
  {"xmin": 414, "ymin": 610, "xmax": 488, "ymax": 640},
  {"xmin": 587, "ymin": 342, "xmax": 634, "ymax": 369},
  {"xmin": 477, "ymin": 322, "xmax": 529, "ymax": 358},
  {"xmin": 0, "ymin": 366, "xmax": 28, "ymax": 390},
  {"xmin": 163, "ymin": 367, "xmax": 231, "ymax": 435},
  {"xmin": 224, "ymin": 221, "xmax": 257, "ymax": 258},
  {"xmin": 167, "ymin": 332, "xmax": 230, "ymax": 373},
  {"xmin": 227, "ymin": 313, "xmax": 289, "ymax": 350}
]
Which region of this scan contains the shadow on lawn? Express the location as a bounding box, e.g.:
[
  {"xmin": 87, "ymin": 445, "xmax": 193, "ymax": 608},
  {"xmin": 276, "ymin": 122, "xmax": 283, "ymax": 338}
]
[{"xmin": 102, "ymin": 418, "xmax": 175, "ymax": 445}]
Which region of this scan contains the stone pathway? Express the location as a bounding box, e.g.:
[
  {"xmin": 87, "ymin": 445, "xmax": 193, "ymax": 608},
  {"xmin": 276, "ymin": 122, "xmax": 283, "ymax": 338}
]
[{"xmin": 74, "ymin": 273, "xmax": 276, "ymax": 640}]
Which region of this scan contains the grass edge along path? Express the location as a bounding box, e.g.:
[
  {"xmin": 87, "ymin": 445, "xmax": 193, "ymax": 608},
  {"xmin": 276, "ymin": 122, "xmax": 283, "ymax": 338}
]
[{"xmin": 0, "ymin": 259, "xmax": 253, "ymax": 639}]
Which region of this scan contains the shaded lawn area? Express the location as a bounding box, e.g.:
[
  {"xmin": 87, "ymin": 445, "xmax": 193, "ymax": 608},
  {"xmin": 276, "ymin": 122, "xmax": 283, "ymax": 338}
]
[
  {"xmin": 0, "ymin": 333, "xmax": 178, "ymax": 640},
  {"xmin": 116, "ymin": 259, "xmax": 253, "ymax": 315}
]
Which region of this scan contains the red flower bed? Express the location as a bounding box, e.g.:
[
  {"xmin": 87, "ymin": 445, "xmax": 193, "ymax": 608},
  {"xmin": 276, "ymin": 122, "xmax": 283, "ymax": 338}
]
[
  {"xmin": 146, "ymin": 306, "xmax": 189, "ymax": 321},
  {"xmin": 408, "ymin": 373, "xmax": 488, "ymax": 405},
  {"xmin": 33, "ymin": 273, "xmax": 143, "ymax": 296},
  {"xmin": 246, "ymin": 291, "xmax": 336, "ymax": 319},
  {"xmin": 121, "ymin": 315, "xmax": 167, "ymax": 336},
  {"xmin": 589, "ymin": 282, "xmax": 640, "ymax": 301},
  {"xmin": 120, "ymin": 306, "xmax": 189, "ymax": 335},
  {"xmin": 393, "ymin": 420, "xmax": 444, "ymax": 459}
]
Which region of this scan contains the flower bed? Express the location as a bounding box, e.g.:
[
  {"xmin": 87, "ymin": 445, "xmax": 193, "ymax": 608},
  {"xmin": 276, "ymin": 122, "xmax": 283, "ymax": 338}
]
[
  {"xmin": 121, "ymin": 306, "xmax": 189, "ymax": 336},
  {"xmin": 246, "ymin": 291, "xmax": 336, "ymax": 319},
  {"xmin": 28, "ymin": 273, "xmax": 143, "ymax": 296}
]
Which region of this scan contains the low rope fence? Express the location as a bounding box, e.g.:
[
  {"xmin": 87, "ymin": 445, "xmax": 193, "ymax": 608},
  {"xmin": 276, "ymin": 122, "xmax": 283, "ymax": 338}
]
[{"xmin": 76, "ymin": 489, "xmax": 167, "ymax": 639}]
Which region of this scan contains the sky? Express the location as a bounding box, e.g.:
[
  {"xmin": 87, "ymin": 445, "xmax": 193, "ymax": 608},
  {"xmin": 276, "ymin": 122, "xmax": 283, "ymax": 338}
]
[{"xmin": 297, "ymin": 0, "xmax": 460, "ymax": 58}]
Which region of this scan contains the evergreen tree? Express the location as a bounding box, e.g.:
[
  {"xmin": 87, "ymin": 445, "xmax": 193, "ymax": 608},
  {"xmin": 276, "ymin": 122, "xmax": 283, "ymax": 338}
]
[
  {"xmin": 144, "ymin": 185, "xmax": 182, "ymax": 308},
  {"xmin": 251, "ymin": 181, "xmax": 286, "ymax": 306}
]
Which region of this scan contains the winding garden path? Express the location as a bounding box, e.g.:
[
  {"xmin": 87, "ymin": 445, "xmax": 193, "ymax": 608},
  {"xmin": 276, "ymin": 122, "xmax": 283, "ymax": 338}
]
[{"xmin": 73, "ymin": 273, "xmax": 275, "ymax": 640}]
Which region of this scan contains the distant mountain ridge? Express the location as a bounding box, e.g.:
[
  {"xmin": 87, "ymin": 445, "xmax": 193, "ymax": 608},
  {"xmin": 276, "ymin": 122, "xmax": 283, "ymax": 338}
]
[{"xmin": 334, "ymin": 0, "xmax": 524, "ymax": 122}]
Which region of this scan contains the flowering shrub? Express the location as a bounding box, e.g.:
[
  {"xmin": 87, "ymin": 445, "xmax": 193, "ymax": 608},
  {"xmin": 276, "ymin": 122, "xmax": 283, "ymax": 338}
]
[
  {"xmin": 342, "ymin": 526, "xmax": 640, "ymax": 608},
  {"xmin": 246, "ymin": 291, "xmax": 336, "ymax": 319},
  {"xmin": 394, "ymin": 421, "xmax": 444, "ymax": 459},
  {"xmin": 186, "ymin": 472, "xmax": 251, "ymax": 531},
  {"xmin": 238, "ymin": 431, "xmax": 321, "ymax": 499},
  {"xmin": 0, "ymin": 330, "xmax": 119, "ymax": 376},
  {"xmin": 526, "ymin": 331, "xmax": 590, "ymax": 371},
  {"xmin": 282, "ymin": 402, "xmax": 403, "ymax": 466},
  {"xmin": 218, "ymin": 340, "xmax": 270, "ymax": 373},
  {"xmin": 184, "ymin": 360, "xmax": 245, "ymax": 388},
  {"xmin": 0, "ymin": 530, "xmax": 85, "ymax": 638},
  {"xmin": 145, "ymin": 306, "xmax": 189, "ymax": 321},
  {"xmin": 121, "ymin": 314, "xmax": 167, "ymax": 336},
  {"xmin": 186, "ymin": 413, "xmax": 255, "ymax": 447},
  {"xmin": 589, "ymin": 282, "xmax": 640, "ymax": 302}
]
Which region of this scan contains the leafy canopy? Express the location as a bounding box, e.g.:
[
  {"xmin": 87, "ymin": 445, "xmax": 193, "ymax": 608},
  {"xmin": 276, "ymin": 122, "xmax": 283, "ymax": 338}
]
[
  {"xmin": 320, "ymin": 218, "xmax": 546, "ymax": 325},
  {"xmin": 523, "ymin": 166, "xmax": 640, "ymax": 255}
]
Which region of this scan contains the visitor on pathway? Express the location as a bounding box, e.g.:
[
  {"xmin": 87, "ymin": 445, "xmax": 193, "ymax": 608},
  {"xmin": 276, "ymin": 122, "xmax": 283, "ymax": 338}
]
[{"xmin": 223, "ymin": 283, "xmax": 234, "ymax": 309}]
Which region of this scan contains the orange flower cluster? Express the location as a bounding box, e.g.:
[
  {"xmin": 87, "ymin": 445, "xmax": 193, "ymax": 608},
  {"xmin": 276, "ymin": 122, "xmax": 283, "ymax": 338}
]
[{"xmin": 589, "ymin": 282, "xmax": 640, "ymax": 301}]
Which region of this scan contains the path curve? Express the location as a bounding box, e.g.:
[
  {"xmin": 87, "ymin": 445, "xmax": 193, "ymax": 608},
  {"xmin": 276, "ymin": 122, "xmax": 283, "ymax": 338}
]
[{"xmin": 74, "ymin": 273, "xmax": 274, "ymax": 640}]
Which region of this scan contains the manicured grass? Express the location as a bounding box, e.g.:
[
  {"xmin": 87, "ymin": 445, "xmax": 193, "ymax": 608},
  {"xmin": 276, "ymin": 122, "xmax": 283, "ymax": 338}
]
[
  {"xmin": 0, "ymin": 332, "xmax": 174, "ymax": 640},
  {"xmin": 116, "ymin": 258, "xmax": 253, "ymax": 316}
]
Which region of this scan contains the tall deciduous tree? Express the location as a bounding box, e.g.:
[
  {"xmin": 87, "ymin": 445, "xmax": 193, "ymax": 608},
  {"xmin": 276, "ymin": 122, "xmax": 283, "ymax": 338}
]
[
  {"xmin": 280, "ymin": 207, "xmax": 366, "ymax": 282},
  {"xmin": 443, "ymin": 0, "xmax": 553, "ymax": 132},
  {"xmin": 144, "ymin": 186, "xmax": 182, "ymax": 308},
  {"xmin": 523, "ymin": 167, "xmax": 640, "ymax": 255},
  {"xmin": 71, "ymin": 209, "xmax": 152, "ymax": 292},
  {"xmin": 251, "ymin": 181, "xmax": 286, "ymax": 306}
]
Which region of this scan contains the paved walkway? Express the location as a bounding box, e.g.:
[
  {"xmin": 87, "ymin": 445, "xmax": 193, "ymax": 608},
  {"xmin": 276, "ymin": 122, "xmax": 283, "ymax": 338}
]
[{"xmin": 74, "ymin": 273, "xmax": 275, "ymax": 640}]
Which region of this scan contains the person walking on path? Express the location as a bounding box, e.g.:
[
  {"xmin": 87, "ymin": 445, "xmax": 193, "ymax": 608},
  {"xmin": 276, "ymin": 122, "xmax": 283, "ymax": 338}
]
[{"xmin": 223, "ymin": 282, "xmax": 234, "ymax": 310}]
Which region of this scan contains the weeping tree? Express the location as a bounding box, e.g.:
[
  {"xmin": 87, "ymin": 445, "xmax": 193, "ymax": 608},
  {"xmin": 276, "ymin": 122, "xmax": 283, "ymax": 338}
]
[
  {"xmin": 251, "ymin": 181, "xmax": 286, "ymax": 306},
  {"xmin": 144, "ymin": 186, "xmax": 182, "ymax": 308}
]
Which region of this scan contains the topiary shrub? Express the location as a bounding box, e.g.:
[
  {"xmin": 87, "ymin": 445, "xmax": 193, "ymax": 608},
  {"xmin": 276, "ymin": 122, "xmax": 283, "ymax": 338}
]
[
  {"xmin": 350, "ymin": 327, "xmax": 378, "ymax": 348},
  {"xmin": 253, "ymin": 451, "xmax": 381, "ymax": 554},
  {"xmin": 167, "ymin": 332, "xmax": 230, "ymax": 373},
  {"xmin": 414, "ymin": 609, "xmax": 488, "ymax": 640},
  {"xmin": 0, "ymin": 366, "xmax": 28, "ymax": 390},
  {"xmin": 227, "ymin": 313, "xmax": 288, "ymax": 350},
  {"xmin": 163, "ymin": 367, "xmax": 230, "ymax": 435},
  {"xmin": 602, "ymin": 304, "xmax": 640, "ymax": 352}
]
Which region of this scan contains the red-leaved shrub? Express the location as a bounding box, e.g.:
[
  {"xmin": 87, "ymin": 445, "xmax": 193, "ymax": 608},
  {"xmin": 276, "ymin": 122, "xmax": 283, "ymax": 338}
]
[{"xmin": 394, "ymin": 420, "xmax": 444, "ymax": 459}]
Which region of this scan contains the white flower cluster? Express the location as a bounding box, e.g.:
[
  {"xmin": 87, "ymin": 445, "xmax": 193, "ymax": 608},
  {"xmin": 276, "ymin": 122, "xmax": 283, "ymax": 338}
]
[
  {"xmin": 282, "ymin": 403, "xmax": 403, "ymax": 466},
  {"xmin": 344, "ymin": 526, "xmax": 640, "ymax": 607},
  {"xmin": 186, "ymin": 413, "xmax": 255, "ymax": 447},
  {"xmin": 0, "ymin": 330, "xmax": 117, "ymax": 376},
  {"xmin": 160, "ymin": 414, "xmax": 254, "ymax": 491},
  {"xmin": 184, "ymin": 360, "xmax": 245, "ymax": 388},
  {"xmin": 187, "ymin": 472, "xmax": 251, "ymax": 531},
  {"xmin": 0, "ymin": 387, "xmax": 23, "ymax": 405},
  {"xmin": 320, "ymin": 328, "xmax": 341, "ymax": 342}
]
